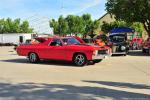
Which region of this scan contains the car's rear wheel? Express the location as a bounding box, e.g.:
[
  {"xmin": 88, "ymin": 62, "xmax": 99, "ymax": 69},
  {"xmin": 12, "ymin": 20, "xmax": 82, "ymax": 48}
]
[
  {"xmin": 73, "ymin": 54, "xmax": 87, "ymax": 66},
  {"xmin": 28, "ymin": 53, "xmax": 39, "ymax": 63}
]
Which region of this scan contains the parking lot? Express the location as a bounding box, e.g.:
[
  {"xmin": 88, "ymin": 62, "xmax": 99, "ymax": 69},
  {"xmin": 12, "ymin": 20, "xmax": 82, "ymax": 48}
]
[{"xmin": 0, "ymin": 46, "xmax": 150, "ymax": 100}]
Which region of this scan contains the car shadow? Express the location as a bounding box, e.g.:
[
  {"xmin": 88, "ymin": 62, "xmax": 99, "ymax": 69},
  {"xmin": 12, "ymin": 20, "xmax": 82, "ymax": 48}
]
[
  {"xmin": 128, "ymin": 50, "xmax": 149, "ymax": 56},
  {"xmin": 0, "ymin": 82, "xmax": 150, "ymax": 100},
  {"xmin": 111, "ymin": 50, "xmax": 149, "ymax": 57},
  {"xmin": 83, "ymin": 80, "xmax": 150, "ymax": 89},
  {"xmin": 1, "ymin": 58, "xmax": 89, "ymax": 67}
]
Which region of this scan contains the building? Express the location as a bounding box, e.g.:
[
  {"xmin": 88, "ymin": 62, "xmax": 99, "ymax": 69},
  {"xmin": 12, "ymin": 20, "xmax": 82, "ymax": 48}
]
[
  {"xmin": 0, "ymin": 33, "xmax": 36, "ymax": 45},
  {"xmin": 98, "ymin": 13, "xmax": 116, "ymax": 24}
]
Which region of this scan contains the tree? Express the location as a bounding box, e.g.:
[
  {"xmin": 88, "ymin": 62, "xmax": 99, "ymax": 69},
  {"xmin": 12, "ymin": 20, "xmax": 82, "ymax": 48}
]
[
  {"xmin": 65, "ymin": 15, "xmax": 84, "ymax": 35},
  {"xmin": 106, "ymin": 0, "xmax": 150, "ymax": 36},
  {"xmin": 50, "ymin": 14, "xmax": 100, "ymax": 37},
  {"xmin": 0, "ymin": 19, "xmax": 4, "ymax": 33},
  {"xmin": 82, "ymin": 14, "xmax": 93, "ymax": 38},
  {"xmin": 3, "ymin": 18, "xmax": 12, "ymax": 33},
  {"xmin": 101, "ymin": 21, "xmax": 113, "ymax": 33},
  {"xmin": 50, "ymin": 19, "xmax": 59, "ymax": 35},
  {"xmin": 58, "ymin": 16, "xmax": 69, "ymax": 36},
  {"xmin": 0, "ymin": 18, "xmax": 33, "ymax": 33},
  {"xmin": 89, "ymin": 20, "xmax": 100, "ymax": 38},
  {"xmin": 12, "ymin": 19, "xmax": 21, "ymax": 33},
  {"xmin": 20, "ymin": 21, "xmax": 33, "ymax": 33}
]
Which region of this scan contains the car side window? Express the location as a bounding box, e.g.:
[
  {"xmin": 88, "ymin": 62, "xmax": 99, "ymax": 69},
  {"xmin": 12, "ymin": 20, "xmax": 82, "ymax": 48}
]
[{"xmin": 50, "ymin": 39, "xmax": 62, "ymax": 46}]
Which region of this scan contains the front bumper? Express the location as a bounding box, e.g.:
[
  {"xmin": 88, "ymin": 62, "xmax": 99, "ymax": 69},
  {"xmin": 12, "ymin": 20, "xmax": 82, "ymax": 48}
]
[
  {"xmin": 112, "ymin": 52, "xmax": 126, "ymax": 55},
  {"xmin": 92, "ymin": 54, "xmax": 110, "ymax": 60}
]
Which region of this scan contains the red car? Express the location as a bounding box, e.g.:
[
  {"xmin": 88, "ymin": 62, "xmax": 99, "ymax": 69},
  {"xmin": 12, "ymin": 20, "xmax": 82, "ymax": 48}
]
[
  {"xmin": 17, "ymin": 36, "xmax": 111, "ymax": 66},
  {"xmin": 130, "ymin": 38, "xmax": 143, "ymax": 50},
  {"xmin": 142, "ymin": 37, "xmax": 150, "ymax": 55}
]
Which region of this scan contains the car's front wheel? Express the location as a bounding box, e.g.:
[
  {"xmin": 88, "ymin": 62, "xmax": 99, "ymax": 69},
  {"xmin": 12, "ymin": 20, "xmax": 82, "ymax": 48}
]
[
  {"xmin": 28, "ymin": 53, "xmax": 39, "ymax": 63},
  {"xmin": 73, "ymin": 54, "xmax": 87, "ymax": 66}
]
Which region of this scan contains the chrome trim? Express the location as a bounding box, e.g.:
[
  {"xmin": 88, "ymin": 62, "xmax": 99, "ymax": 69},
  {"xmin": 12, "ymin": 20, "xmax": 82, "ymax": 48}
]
[
  {"xmin": 112, "ymin": 52, "xmax": 126, "ymax": 54},
  {"xmin": 92, "ymin": 54, "xmax": 110, "ymax": 60}
]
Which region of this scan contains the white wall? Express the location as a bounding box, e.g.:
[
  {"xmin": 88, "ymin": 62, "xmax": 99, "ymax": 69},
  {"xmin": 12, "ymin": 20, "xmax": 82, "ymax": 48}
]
[{"xmin": 0, "ymin": 33, "xmax": 34, "ymax": 44}]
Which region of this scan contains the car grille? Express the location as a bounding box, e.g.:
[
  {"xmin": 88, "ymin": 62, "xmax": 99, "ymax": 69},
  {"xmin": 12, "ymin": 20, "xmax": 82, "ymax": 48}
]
[
  {"xmin": 113, "ymin": 45, "xmax": 125, "ymax": 52},
  {"xmin": 98, "ymin": 50, "xmax": 107, "ymax": 54}
]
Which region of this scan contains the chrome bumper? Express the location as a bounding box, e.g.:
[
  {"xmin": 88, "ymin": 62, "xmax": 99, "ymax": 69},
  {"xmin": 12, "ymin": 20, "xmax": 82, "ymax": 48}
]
[
  {"xmin": 112, "ymin": 52, "xmax": 126, "ymax": 54},
  {"xmin": 92, "ymin": 54, "xmax": 110, "ymax": 60}
]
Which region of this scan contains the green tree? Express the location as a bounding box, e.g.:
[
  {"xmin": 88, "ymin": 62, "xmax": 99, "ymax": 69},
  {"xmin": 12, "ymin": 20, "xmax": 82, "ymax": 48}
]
[
  {"xmin": 101, "ymin": 21, "xmax": 128, "ymax": 33},
  {"xmin": 58, "ymin": 15, "xmax": 69, "ymax": 36},
  {"xmin": 106, "ymin": 0, "xmax": 150, "ymax": 36},
  {"xmin": 0, "ymin": 19, "xmax": 4, "ymax": 33},
  {"xmin": 3, "ymin": 18, "xmax": 12, "ymax": 33},
  {"xmin": 12, "ymin": 19, "xmax": 21, "ymax": 33},
  {"xmin": 50, "ymin": 19, "xmax": 59, "ymax": 35},
  {"xmin": 90, "ymin": 20, "xmax": 100, "ymax": 34},
  {"xmin": 82, "ymin": 14, "xmax": 93, "ymax": 38},
  {"xmin": 20, "ymin": 21, "xmax": 33, "ymax": 33},
  {"xmin": 50, "ymin": 14, "xmax": 100, "ymax": 37},
  {"xmin": 0, "ymin": 18, "xmax": 33, "ymax": 33}
]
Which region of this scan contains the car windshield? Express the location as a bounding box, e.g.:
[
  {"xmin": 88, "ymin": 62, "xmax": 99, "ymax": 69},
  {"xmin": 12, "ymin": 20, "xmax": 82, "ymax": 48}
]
[
  {"xmin": 62, "ymin": 38, "xmax": 81, "ymax": 45},
  {"xmin": 110, "ymin": 35, "xmax": 125, "ymax": 43}
]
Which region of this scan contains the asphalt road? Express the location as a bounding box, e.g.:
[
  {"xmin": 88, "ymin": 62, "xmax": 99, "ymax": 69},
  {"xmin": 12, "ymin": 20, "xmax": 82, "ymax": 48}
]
[{"xmin": 0, "ymin": 46, "xmax": 150, "ymax": 100}]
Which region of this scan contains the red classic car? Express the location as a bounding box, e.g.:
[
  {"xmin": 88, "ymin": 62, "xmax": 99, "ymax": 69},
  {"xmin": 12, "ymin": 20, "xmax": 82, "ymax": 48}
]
[
  {"xmin": 130, "ymin": 38, "xmax": 143, "ymax": 50},
  {"xmin": 142, "ymin": 37, "xmax": 150, "ymax": 55},
  {"xmin": 16, "ymin": 36, "xmax": 111, "ymax": 66}
]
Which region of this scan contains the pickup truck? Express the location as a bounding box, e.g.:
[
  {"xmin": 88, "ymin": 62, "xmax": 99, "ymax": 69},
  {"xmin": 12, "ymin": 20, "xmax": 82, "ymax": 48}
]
[{"xmin": 16, "ymin": 36, "xmax": 111, "ymax": 66}]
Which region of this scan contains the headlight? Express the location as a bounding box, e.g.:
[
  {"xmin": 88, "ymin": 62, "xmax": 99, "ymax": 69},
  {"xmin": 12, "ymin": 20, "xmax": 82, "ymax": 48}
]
[{"xmin": 121, "ymin": 46, "xmax": 126, "ymax": 51}]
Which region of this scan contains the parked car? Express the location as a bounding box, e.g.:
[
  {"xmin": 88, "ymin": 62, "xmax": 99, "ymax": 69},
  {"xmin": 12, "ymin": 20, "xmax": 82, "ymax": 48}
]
[
  {"xmin": 108, "ymin": 33, "xmax": 129, "ymax": 56},
  {"xmin": 130, "ymin": 38, "xmax": 143, "ymax": 50},
  {"xmin": 142, "ymin": 37, "xmax": 150, "ymax": 55},
  {"xmin": 16, "ymin": 36, "xmax": 111, "ymax": 66}
]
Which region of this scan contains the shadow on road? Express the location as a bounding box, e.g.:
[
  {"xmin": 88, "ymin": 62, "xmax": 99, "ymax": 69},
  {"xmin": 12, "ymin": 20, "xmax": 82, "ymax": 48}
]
[
  {"xmin": 83, "ymin": 80, "xmax": 150, "ymax": 89},
  {"xmin": 128, "ymin": 50, "xmax": 149, "ymax": 57},
  {"xmin": 1, "ymin": 58, "xmax": 77, "ymax": 67},
  {"xmin": 1, "ymin": 59, "xmax": 74, "ymax": 66},
  {"xmin": 0, "ymin": 82, "xmax": 150, "ymax": 100},
  {"xmin": 111, "ymin": 50, "xmax": 149, "ymax": 57}
]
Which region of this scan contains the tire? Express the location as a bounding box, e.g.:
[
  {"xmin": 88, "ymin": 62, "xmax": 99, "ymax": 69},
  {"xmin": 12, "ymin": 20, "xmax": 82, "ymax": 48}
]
[
  {"xmin": 123, "ymin": 54, "xmax": 127, "ymax": 56},
  {"xmin": 142, "ymin": 48, "xmax": 146, "ymax": 53},
  {"xmin": 28, "ymin": 53, "xmax": 39, "ymax": 63},
  {"xmin": 93, "ymin": 59, "xmax": 102, "ymax": 63},
  {"xmin": 148, "ymin": 49, "xmax": 150, "ymax": 55},
  {"xmin": 73, "ymin": 53, "xmax": 87, "ymax": 66}
]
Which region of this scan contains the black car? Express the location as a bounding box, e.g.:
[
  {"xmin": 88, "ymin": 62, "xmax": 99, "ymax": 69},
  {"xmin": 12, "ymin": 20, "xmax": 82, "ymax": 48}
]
[{"xmin": 108, "ymin": 33, "xmax": 129, "ymax": 56}]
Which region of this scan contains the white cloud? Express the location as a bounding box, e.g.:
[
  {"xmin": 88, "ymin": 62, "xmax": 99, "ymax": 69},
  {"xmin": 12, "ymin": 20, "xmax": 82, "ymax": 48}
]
[{"xmin": 61, "ymin": 0, "xmax": 102, "ymax": 15}]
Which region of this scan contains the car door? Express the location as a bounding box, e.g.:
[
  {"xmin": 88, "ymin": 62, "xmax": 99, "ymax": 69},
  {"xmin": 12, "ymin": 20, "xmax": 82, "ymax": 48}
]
[{"xmin": 46, "ymin": 39, "xmax": 67, "ymax": 60}]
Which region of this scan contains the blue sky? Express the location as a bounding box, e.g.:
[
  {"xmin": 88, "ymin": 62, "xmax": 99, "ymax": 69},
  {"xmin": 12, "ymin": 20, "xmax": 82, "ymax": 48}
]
[
  {"xmin": 0, "ymin": 0, "xmax": 107, "ymax": 33},
  {"xmin": 0, "ymin": 0, "xmax": 107, "ymax": 20}
]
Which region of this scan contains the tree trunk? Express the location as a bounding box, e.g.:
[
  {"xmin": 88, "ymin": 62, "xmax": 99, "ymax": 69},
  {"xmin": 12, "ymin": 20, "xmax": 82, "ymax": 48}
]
[{"xmin": 143, "ymin": 21, "xmax": 150, "ymax": 37}]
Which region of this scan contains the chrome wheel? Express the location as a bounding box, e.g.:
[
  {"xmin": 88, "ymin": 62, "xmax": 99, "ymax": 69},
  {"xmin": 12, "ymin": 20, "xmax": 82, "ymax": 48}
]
[
  {"xmin": 73, "ymin": 54, "xmax": 86, "ymax": 66},
  {"xmin": 29, "ymin": 53, "xmax": 39, "ymax": 63}
]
